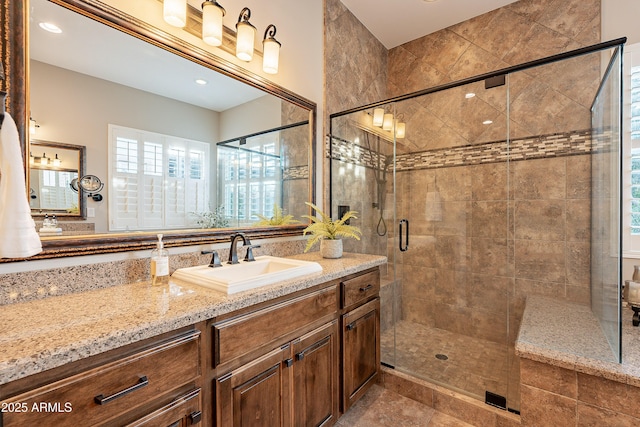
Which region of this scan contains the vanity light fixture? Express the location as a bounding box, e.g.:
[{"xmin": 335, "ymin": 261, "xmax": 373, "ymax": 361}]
[
  {"xmin": 395, "ymin": 114, "xmax": 406, "ymax": 139},
  {"xmin": 29, "ymin": 117, "xmax": 39, "ymax": 135},
  {"xmin": 235, "ymin": 8, "xmax": 256, "ymax": 62},
  {"xmin": 53, "ymin": 154, "xmax": 62, "ymax": 167},
  {"xmin": 382, "ymin": 113, "xmax": 394, "ymax": 131},
  {"xmin": 163, "ymin": 0, "xmax": 187, "ymax": 28},
  {"xmin": 372, "ymin": 108, "xmax": 385, "ymax": 127},
  {"xmin": 262, "ymin": 25, "xmax": 281, "ymax": 75},
  {"xmin": 201, "ymin": 0, "xmax": 226, "ymax": 47},
  {"xmin": 40, "ymin": 153, "xmax": 49, "ymax": 166}
]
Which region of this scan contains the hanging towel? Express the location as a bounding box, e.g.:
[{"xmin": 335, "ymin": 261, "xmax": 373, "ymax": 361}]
[{"xmin": 0, "ymin": 112, "xmax": 42, "ymax": 258}]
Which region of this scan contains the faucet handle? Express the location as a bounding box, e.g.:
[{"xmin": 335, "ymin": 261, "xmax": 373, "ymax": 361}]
[
  {"xmin": 201, "ymin": 250, "xmax": 222, "ymax": 268},
  {"xmin": 244, "ymin": 245, "xmax": 261, "ymax": 262}
]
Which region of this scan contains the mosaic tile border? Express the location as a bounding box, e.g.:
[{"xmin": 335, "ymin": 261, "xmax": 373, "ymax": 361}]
[
  {"xmin": 329, "ymin": 129, "xmax": 616, "ymax": 171},
  {"xmin": 283, "ymin": 165, "xmax": 309, "ymax": 180}
]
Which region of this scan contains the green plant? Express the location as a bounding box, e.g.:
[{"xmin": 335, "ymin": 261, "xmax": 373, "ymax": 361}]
[
  {"xmin": 253, "ymin": 204, "xmax": 300, "ymax": 226},
  {"xmin": 301, "ymin": 202, "xmax": 361, "ymax": 252},
  {"xmin": 190, "ymin": 206, "xmax": 230, "ymax": 229}
]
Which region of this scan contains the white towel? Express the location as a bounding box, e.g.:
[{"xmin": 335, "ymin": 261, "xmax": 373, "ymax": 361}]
[{"xmin": 0, "ymin": 112, "xmax": 42, "ymax": 258}]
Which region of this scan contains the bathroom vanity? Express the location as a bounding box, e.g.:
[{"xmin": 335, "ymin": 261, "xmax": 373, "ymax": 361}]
[{"xmin": 0, "ymin": 253, "xmax": 384, "ymax": 426}]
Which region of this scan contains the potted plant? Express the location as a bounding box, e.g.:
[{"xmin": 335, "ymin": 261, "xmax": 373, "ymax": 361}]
[
  {"xmin": 253, "ymin": 204, "xmax": 300, "ymax": 226},
  {"xmin": 302, "ymin": 202, "xmax": 362, "ymax": 258}
]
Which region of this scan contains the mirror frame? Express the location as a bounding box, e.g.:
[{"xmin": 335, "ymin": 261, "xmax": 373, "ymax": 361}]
[
  {"xmin": 0, "ymin": 0, "xmax": 316, "ymax": 261},
  {"xmin": 29, "ymin": 139, "xmax": 87, "ymax": 218}
]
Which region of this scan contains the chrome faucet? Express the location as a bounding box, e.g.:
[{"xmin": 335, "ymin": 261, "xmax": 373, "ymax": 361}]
[{"xmin": 228, "ymin": 233, "xmax": 249, "ymax": 265}]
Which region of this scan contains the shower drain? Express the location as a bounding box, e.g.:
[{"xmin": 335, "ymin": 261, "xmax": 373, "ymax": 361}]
[{"xmin": 435, "ymin": 353, "xmax": 449, "ymax": 361}]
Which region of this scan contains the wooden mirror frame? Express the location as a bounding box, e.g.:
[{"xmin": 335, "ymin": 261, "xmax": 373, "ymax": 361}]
[{"xmin": 0, "ymin": 0, "xmax": 316, "ymax": 261}]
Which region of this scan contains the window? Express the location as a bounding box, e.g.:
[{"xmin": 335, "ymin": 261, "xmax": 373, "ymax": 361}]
[
  {"xmin": 624, "ymin": 43, "xmax": 640, "ymax": 255},
  {"xmin": 218, "ymin": 135, "xmax": 281, "ymax": 226},
  {"xmin": 108, "ymin": 125, "xmax": 210, "ymax": 231}
]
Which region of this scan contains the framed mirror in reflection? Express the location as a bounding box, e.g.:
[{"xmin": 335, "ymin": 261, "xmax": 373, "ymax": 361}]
[
  {"xmin": 24, "ymin": 0, "xmax": 314, "ymax": 242},
  {"xmin": 29, "ymin": 140, "xmax": 86, "ymax": 217}
]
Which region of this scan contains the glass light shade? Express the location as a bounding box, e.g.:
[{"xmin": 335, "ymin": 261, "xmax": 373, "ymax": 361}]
[
  {"xmin": 29, "ymin": 118, "xmax": 37, "ymax": 135},
  {"xmin": 262, "ymin": 38, "xmax": 280, "ymax": 74},
  {"xmin": 372, "ymin": 108, "xmax": 384, "ymax": 127},
  {"xmin": 236, "ymin": 21, "xmax": 256, "ymax": 61},
  {"xmin": 40, "ymin": 154, "xmax": 48, "ymax": 165},
  {"xmin": 395, "ymin": 121, "xmax": 406, "ymax": 139},
  {"xmin": 202, "ymin": 2, "xmax": 225, "ymax": 46},
  {"xmin": 53, "ymin": 154, "xmax": 62, "ymax": 167},
  {"xmin": 163, "ymin": 0, "xmax": 187, "ymax": 28},
  {"xmin": 382, "ymin": 113, "xmax": 394, "ymax": 131}
]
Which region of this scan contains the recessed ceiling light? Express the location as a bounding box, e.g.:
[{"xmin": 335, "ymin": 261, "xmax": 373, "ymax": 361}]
[
  {"xmin": 39, "ymin": 22, "xmax": 62, "ymax": 34},
  {"xmin": 483, "ymin": 120, "xmax": 493, "ymax": 125},
  {"xmin": 195, "ymin": 79, "xmax": 208, "ymax": 85},
  {"xmin": 465, "ymin": 93, "xmax": 476, "ymax": 99}
]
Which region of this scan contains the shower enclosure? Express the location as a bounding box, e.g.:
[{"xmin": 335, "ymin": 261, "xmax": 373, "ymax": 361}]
[{"xmin": 329, "ymin": 39, "xmax": 624, "ymax": 413}]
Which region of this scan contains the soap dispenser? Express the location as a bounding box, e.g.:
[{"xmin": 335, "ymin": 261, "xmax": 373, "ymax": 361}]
[{"xmin": 151, "ymin": 233, "xmax": 169, "ymax": 286}]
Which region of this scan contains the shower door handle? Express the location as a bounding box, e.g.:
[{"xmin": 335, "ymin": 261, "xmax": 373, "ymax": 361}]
[{"xmin": 399, "ymin": 219, "xmax": 409, "ymax": 252}]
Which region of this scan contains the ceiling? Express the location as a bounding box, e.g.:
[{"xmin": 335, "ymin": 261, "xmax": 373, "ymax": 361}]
[{"xmin": 341, "ymin": 0, "xmax": 520, "ymax": 49}]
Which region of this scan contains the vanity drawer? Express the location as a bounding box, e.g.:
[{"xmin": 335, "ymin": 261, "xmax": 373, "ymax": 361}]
[
  {"xmin": 341, "ymin": 269, "xmax": 380, "ymax": 309},
  {"xmin": 213, "ymin": 285, "xmax": 338, "ymax": 366},
  {"xmin": 1, "ymin": 331, "xmax": 200, "ymax": 427}
]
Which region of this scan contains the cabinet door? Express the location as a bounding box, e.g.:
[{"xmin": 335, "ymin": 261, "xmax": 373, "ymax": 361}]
[
  {"xmin": 292, "ymin": 320, "xmax": 339, "ymax": 427},
  {"xmin": 342, "ymin": 298, "xmax": 380, "ymax": 412},
  {"xmin": 125, "ymin": 388, "xmax": 202, "ymax": 427},
  {"xmin": 216, "ymin": 345, "xmax": 292, "ymax": 427}
]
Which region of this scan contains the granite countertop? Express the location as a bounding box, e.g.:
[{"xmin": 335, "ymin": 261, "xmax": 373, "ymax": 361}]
[
  {"xmin": 516, "ymin": 295, "xmax": 640, "ymax": 387},
  {"xmin": 0, "ymin": 252, "xmax": 386, "ymax": 386}
]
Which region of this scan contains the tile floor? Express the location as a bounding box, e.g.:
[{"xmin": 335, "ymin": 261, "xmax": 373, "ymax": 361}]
[
  {"xmin": 381, "ymin": 320, "xmax": 520, "ymax": 409},
  {"xmin": 337, "ymin": 384, "xmax": 474, "ymax": 427}
]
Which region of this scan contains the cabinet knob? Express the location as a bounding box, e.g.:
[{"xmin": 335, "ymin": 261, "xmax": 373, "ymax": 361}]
[
  {"xmin": 189, "ymin": 410, "xmax": 202, "ymax": 424},
  {"xmin": 359, "ymin": 284, "xmax": 373, "ymax": 292},
  {"xmin": 346, "ymin": 322, "xmax": 356, "ymax": 331},
  {"xmin": 284, "ymin": 358, "xmax": 294, "ymax": 367}
]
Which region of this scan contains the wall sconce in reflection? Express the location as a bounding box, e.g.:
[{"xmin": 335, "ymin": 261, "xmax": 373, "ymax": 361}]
[
  {"xmin": 29, "ymin": 117, "xmax": 39, "ymax": 135},
  {"xmin": 382, "ymin": 113, "xmax": 394, "ymax": 131},
  {"xmin": 40, "ymin": 153, "xmax": 49, "ymax": 166},
  {"xmin": 53, "ymin": 154, "xmax": 62, "ymax": 167},
  {"xmin": 395, "ymin": 114, "xmax": 406, "ymax": 139},
  {"xmin": 202, "ymin": 0, "xmax": 226, "ymax": 46},
  {"xmin": 79, "ymin": 174, "xmax": 104, "ymax": 202},
  {"xmin": 262, "ymin": 25, "xmax": 281, "ymax": 74},
  {"xmin": 372, "ymin": 108, "xmax": 384, "ymax": 127},
  {"xmin": 235, "ymin": 7, "xmax": 256, "ymax": 61},
  {"xmin": 163, "ymin": 0, "xmax": 187, "ymax": 28}
]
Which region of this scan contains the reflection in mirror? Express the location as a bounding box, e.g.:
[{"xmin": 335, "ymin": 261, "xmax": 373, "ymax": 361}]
[
  {"xmin": 28, "ymin": 0, "xmax": 313, "ymax": 236},
  {"xmin": 29, "ymin": 140, "xmax": 85, "ymax": 217}
]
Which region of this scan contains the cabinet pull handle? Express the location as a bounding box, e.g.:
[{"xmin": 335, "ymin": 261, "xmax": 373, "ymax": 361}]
[
  {"xmin": 346, "ymin": 322, "xmax": 356, "ymax": 331},
  {"xmin": 359, "ymin": 284, "xmax": 373, "ymax": 292},
  {"xmin": 189, "ymin": 410, "xmax": 202, "ymax": 424},
  {"xmin": 284, "ymin": 358, "xmax": 294, "ymax": 367},
  {"xmin": 94, "ymin": 375, "xmax": 149, "ymax": 405},
  {"xmin": 296, "ymin": 352, "xmax": 305, "ymax": 361}
]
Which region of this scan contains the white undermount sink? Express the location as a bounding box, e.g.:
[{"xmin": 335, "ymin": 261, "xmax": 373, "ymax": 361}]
[{"xmin": 171, "ymin": 256, "xmax": 323, "ymax": 294}]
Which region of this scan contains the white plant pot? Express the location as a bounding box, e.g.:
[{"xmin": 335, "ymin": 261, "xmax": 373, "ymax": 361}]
[{"xmin": 320, "ymin": 239, "xmax": 343, "ymax": 259}]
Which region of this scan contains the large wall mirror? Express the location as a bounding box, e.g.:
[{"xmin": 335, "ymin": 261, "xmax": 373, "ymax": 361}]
[{"xmin": 1, "ymin": 0, "xmax": 316, "ymax": 260}]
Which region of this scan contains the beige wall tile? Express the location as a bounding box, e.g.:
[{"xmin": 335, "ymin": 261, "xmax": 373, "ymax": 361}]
[
  {"xmin": 520, "ymin": 384, "xmax": 576, "ymax": 426},
  {"xmin": 577, "ymin": 373, "xmax": 640, "ymax": 419},
  {"xmin": 434, "ymin": 390, "xmax": 499, "ymax": 427},
  {"xmin": 577, "ymin": 402, "xmax": 639, "ymax": 427},
  {"xmin": 520, "ymin": 358, "xmax": 577, "ymax": 398},
  {"xmin": 514, "ymin": 200, "xmax": 565, "ymax": 241}
]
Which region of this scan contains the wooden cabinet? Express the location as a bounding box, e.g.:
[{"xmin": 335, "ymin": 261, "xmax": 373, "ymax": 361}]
[
  {"xmin": 214, "ymin": 285, "xmax": 340, "ymax": 427},
  {"xmin": 1, "ymin": 265, "xmax": 381, "ymax": 427},
  {"xmin": 341, "ymin": 298, "xmax": 380, "ymax": 412},
  {"xmin": 340, "ymin": 269, "xmax": 381, "ymax": 413},
  {"xmin": 292, "ymin": 321, "xmax": 339, "ymax": 426},
  {"xmin": 1, "ymin": 328, "xmax": 202, "ymax": 427}
]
